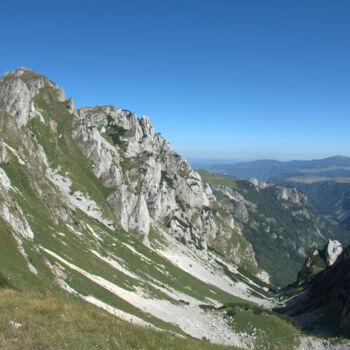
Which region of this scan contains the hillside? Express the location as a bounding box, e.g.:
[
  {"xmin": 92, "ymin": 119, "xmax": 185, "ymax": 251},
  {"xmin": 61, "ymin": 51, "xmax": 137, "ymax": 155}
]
[
  {"xmin": 0, "ymin": 288, "xmax": 232, "ymax": 350},
  {"xmin": 197, "ymin": 170, "xmax": 336, "ymax": 286},
  {"xmin": 279, "ymin": 241, "xmax": 350, "ymax": 340},
  {"xmin": 278, "ymin": 181, "xmax": 350, "ymax": 237},
  {"xmin": 0, "ymin": 67, "xmax": 347, "ymax": 349}
]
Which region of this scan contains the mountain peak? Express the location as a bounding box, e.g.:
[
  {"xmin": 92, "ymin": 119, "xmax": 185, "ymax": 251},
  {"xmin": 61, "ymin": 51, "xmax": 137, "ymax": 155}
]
[
  {"xmin": 0, "ymin": 67, "xmax": 67, "ymax": 126},
  {"xmin": 2, "ymin": 67, "xmax": 49, "ymax": 82},
  {"xmin": 324, "ymin": 239, "xmax": 343, "ymax": 265}
]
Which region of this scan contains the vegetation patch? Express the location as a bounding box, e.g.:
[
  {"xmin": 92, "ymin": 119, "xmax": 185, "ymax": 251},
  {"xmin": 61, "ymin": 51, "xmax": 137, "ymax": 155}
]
[{"xmin": 161, "ymin": 170, "xmax": 174, "ymax": 188}]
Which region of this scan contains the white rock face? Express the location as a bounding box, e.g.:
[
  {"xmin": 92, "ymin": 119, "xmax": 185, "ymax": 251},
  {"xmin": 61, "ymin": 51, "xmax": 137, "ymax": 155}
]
[
  {"xmin": 0, "ymin": 67, "xmax": 61, "ymax": 127},
  {"xmin": 249, "ymin": 178, "xmax": 270, "ymax": 190},
  {"xmin": 278, "ymin": 187, "xmax": 306, "ymax": 204},
  {"xmin": 235, "ymin": 202, "xmax": 249, "ymax": 223},
  {"xmin": 0, "ymin": 167, "xmax": 11, "ymax": 191},
  {"xmin": 70, "ymin": 105, "xmax": 263, "ymax": 273},
  {"xmin": 56, "ymin": 87, "xmax": 66, "ymax": 102},
  {"xmin": 107, "ymin": 185, "xmax": 134, "ymax": 231},
  {"xmin": 256, "ymin": 271, "xmax": 270, "ymax": 284},
  {"xmin": 0, "ymin": 202, "xmax": 34, "ymax": 239},
  {"xmin": 128, "ymin": 193, "xmax": 151, "ymax": 240},
  {"xmin": 0, "ymin": 142, "xmax": 7, "ymax": 162},
  {"xmin": 72, "ymin": 106, "xmax": 216, "ymax": 242},
  {"xmin": 46, "ymin": 167, "xmax": 114, "ymax": 229},
  {"xmin": 326, "ymin": 240, "xmax": 342, "ymax": 265}
]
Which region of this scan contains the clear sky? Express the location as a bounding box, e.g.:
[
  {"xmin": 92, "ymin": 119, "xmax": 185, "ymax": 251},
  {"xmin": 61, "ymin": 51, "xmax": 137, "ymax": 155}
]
[{"xmin": 1, "ymin": 0, "xmax": 349, "ymax": 160}]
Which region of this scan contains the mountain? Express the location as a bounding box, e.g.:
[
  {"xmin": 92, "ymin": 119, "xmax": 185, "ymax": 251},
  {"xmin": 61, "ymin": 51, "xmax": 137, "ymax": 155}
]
[
  {"xmin": 293, "ymin": 240, "xmax": 343, "ymax": 287},
  {"xmin": 0, "ymin": 67, "xmax": 347, "ymax": 349},
  {"xmin": 279, "ymin": 240, "xmax": 350, "ymax": 340},
  {"xmin": 199, "ymin": 158, "xmax": 350, "ymax": 245},
  {"xmin": 271, "ymin": 181, "xmax": 350, "ymax": 246},
  {"xmin": 287, "ymin": 182, "xmax": 350, "ymax": 235},
  {"xmin": 198, "ymin": 170, "xmax": 337, "ymax": 287},
  {"xmin": 201, "ymin": 156, "xmax": 350, "ymax": 182}
]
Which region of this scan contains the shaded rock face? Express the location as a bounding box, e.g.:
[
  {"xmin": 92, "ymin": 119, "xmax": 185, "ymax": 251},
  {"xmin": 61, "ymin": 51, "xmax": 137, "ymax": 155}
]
[
  {"xmin": 283, "ymin": 246, "xmax": 350, "ymax": 338},
  {"xmin": 0, "ymin": 67, "xmax": 265, "ymax": 281}
]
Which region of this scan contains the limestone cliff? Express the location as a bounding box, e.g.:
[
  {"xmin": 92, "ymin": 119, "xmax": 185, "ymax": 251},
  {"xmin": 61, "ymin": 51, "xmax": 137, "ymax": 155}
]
[{"xmin": 0, "ymin": 67, "xmax": 265, "ymax": 280}]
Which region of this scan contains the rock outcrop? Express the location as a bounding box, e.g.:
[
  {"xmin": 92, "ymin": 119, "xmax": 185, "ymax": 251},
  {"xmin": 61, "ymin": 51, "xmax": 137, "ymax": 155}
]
[
  {"xmin": 0, "ymin": 67, "xmax": 265, "ymax": 280},
  {"xmin": 0, "ymin": 67, "xmax": 63, "ymax": 127},
  {"xmin": 2, "ymin": 67, "xmax": 349, "ymax": 349},
  {"xmin": 325, "ymin": 239, "xmax": 342, "ymax": 265}
]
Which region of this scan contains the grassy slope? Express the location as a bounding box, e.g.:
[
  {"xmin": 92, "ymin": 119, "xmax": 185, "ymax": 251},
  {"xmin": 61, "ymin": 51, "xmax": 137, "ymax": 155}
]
[
  {"xmin": 198, "ymin": 170, "xmax": 332, "ymax": 287},
  {"xmin": 197, "ymin": 170, "xmax": 237, "ymax": 189},
  {"xmin": 219, "ymin": 303, "xmax": 302, "ymax": 349},
  {"xmin": 0, "ymin": 288, "xmax": 234, "ymax": 350},
  {"xmin": 0, "ymin": 219, "xmax": 306, "ymax": 350}
]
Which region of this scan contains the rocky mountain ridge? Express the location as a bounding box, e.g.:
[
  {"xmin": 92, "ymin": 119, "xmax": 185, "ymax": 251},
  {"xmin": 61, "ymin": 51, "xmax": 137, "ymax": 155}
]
[
  {"xmin": 0, "ymin": 67, "xmax": 272, "ymax": 348},
  {"xmin": 198, "ymin": 171, "xmax": 337, "ymax": 286},
  {"xmin": 0, "ymin": 67, "xmax": 347, "ymax": 349},
  {"xmin": 0, "ymin": 67, "xmax": 260, "ymax": 274}
]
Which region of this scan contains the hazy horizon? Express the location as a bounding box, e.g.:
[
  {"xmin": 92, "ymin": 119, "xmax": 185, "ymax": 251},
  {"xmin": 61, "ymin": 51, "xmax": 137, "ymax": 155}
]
[{"xmin": 184, "ymin": 153, "xmax": 350, "ymax": 164}]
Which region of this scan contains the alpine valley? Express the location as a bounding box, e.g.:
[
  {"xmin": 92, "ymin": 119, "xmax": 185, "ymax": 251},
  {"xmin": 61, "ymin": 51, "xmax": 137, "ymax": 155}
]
[{"xmin": 0, "ymin": 67, "xmax": 349, "ymax": 350}]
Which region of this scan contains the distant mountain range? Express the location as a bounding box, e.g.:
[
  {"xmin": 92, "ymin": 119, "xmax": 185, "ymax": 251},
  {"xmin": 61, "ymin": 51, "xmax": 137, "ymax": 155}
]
[{"xmin": 199, "ymin": 156, "xmax": 350, "ymax": 182}]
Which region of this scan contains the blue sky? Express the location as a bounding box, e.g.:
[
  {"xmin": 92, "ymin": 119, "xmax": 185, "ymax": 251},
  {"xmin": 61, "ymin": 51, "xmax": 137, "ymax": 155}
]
[{"xmin": 1, "ymin": 0, "xmax": 349, "ymax": 160}]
